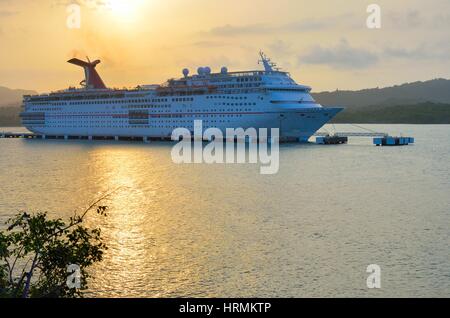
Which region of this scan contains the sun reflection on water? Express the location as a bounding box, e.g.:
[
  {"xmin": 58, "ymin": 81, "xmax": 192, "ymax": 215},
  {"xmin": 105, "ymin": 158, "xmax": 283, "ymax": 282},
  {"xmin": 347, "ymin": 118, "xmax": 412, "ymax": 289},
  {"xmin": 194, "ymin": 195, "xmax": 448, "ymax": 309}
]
[
  {"xmin": 85, "ymin": 146, "xmax": 155, "ymax": 296},
  {"xmin": 83, "ymin": 144, "xmax": 206, "ymax": 297}
]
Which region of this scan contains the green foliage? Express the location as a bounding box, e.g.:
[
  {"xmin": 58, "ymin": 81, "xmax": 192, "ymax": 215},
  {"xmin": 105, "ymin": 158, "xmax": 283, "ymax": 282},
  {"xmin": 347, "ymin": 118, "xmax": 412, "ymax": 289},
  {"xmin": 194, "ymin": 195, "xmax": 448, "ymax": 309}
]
[{"xmin": 0, "ymin": 201, "xmax": 108, "ymax": 298}]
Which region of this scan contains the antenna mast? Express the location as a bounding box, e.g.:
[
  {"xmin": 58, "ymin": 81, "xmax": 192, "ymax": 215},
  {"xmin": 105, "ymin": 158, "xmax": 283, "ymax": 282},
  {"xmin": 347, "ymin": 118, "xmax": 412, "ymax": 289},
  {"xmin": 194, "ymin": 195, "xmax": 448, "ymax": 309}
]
[{"xmin": 259, "ymin": 51, "xmax": 280, "ymax": 72}]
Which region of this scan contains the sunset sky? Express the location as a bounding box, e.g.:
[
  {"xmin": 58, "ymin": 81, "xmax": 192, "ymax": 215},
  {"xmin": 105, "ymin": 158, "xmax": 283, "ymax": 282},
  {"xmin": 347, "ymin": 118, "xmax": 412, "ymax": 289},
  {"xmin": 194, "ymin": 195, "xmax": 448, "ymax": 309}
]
[{"xmin": 0, "ymin": 0, "xmax": 449, "ymax": 92}]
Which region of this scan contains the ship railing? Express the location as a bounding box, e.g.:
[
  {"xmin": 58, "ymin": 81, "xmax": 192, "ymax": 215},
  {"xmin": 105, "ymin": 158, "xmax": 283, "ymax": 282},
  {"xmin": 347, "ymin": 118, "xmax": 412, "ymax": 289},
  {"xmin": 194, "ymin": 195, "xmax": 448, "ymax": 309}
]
[{"xmin": 314, "ymin": 132, "xmax": 389, "ymax": 137}]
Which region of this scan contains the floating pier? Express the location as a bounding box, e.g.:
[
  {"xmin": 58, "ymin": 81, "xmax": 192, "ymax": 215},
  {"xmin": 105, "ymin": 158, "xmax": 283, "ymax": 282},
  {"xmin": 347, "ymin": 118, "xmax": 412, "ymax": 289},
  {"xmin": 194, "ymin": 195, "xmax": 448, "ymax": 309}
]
[
  {"xmin": 315, "ymin": 132, "xmax": 388, "ymax": 138},
  {"xmin": 315, "ymin": 131, "xmax": 386, "ymax": 145},
  {"xmin": 373, "ymin": 136, "xmax": 415, "ymax": 146},
  {"xmin": 314, "ymin": 126, "xmax": 414, "ymax": 146}
]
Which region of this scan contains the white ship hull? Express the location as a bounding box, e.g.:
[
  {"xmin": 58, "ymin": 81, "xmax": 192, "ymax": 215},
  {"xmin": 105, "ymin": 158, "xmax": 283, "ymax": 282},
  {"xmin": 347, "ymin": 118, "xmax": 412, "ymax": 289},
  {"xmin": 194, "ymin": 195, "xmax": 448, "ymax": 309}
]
[{"xmin": 24, "ymin": 102, "xmax": 341, "ymax": 142}]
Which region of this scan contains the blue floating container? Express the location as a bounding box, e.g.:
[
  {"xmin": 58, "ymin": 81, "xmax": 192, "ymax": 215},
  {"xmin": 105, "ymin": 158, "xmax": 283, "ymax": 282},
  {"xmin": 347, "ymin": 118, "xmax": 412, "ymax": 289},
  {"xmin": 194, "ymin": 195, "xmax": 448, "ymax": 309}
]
[
  {"xmin": 373, "ymin": 135, "xmax": 414, "ymax": 146},
  {"xmin": 373, "ymin": 137, "xmax": 382, "ymax": 145},
  {"xmin": 316, "ymin": 137, "xmax": 325, "ymax": 144},
  {"xmin": 386, "ymin": 137, "xmax": 395, "ymax": 145}
]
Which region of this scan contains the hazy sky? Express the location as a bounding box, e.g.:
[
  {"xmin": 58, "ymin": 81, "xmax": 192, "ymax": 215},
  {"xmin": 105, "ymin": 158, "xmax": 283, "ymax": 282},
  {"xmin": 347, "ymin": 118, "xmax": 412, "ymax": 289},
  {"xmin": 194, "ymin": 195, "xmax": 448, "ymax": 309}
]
[{"xmin": 0, "ymin": 0, "xmax": 449, "ymax": 92}]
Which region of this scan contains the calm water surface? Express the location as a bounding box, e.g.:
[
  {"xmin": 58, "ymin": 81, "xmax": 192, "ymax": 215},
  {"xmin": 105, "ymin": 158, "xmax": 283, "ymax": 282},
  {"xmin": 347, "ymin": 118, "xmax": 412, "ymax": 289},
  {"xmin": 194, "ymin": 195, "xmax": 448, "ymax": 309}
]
[{"xmin": 0, "ymin": 124, "xmax": 449, "ymax": 297}]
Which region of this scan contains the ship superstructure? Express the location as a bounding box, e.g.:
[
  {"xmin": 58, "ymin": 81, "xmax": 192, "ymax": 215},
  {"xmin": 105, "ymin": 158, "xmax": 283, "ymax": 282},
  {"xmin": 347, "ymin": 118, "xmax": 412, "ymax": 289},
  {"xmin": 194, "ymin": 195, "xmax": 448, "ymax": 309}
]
[{"xmin": 21, "ymin": 53, "xmax": 342, "ymax": 141}]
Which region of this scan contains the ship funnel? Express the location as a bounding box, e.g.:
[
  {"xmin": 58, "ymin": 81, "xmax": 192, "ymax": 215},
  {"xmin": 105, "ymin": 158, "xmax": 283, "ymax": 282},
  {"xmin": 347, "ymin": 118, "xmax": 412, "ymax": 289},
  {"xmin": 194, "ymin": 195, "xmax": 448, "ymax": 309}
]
[{"xmin": 67, "ymin": 58, "xmax": 107, "ymax": 89}]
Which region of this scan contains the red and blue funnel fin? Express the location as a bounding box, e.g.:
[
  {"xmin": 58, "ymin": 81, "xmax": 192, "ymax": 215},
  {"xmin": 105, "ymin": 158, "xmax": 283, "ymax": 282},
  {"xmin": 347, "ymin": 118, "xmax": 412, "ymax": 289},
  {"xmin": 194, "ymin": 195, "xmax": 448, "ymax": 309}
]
[{"xmin": 67, "ymin": 58, "xmax": 107, "ymax": 89}]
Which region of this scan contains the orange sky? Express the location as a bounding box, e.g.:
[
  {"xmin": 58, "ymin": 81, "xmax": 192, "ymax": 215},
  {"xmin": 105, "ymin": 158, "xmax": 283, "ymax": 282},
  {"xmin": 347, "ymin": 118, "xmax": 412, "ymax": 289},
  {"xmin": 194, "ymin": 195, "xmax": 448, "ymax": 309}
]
[{"xmin": 0, "ymin": 0, "xmax": 449, "ymax": 93}]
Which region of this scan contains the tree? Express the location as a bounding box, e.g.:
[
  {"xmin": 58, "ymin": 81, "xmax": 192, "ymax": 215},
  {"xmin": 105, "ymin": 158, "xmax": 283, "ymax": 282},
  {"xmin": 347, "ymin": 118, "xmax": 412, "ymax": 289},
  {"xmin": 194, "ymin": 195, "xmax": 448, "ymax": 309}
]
[{"xmin": 0, "ymin": 196, "xmax": 109, "ymax": 298}]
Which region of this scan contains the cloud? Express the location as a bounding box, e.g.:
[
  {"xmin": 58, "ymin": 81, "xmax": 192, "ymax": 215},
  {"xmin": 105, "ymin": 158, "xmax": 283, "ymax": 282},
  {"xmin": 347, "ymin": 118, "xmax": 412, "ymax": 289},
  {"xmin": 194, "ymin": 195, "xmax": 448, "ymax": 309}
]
[
  {"xmin": 386, "ymin": 9, "xmax": 450, "ymax": 30},
  {"xmin": 300, "ymin": 39, "xmax": 450, "ymax": 71},
  {"xmin": 384, "ymin": 46, "xmax": 427, "ymax": 59},
  {"xmin": 432, "ymin": 13, "xmax": 450, "ymax": 27},
  {"xmin": 300, "ymin": 39, "xmax": 378, "ymax": 69},
  {"xmin": 267, "ymin": 40, "xmax": 293, "ymax": 57},
  {"xmin": 383, "ymin": 43, "xmax": 450, "ymax": 60},
  {"xmin": 282, "ymin": 13, "xmax": 356, "ymax": 32},
  {"xmin": 191, "ymin": 40, "xmax": 229, "ymax": 48},
  {"xmin": 0, "ymin": 10, "xmax": 18, "ymax": 17},
  {"xmin": 208, "ymin": 23, "xmax": 270, "ymax": 36},
  {"xmin": 385, "ymin": 10, "xmax": 420, "ymax": 29},
  {"xmin": 206, "ymin": 13, "xmax": 355, "ymax": 37},
  {"xmin": 406, "ymin": 10, "xmax": 421, "ymax": 28}
]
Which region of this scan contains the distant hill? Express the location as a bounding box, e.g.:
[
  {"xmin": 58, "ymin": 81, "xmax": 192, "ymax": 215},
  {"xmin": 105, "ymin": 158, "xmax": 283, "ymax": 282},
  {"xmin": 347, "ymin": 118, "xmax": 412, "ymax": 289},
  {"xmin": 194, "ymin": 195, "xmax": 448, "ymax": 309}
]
[
  {"xmin": 312, "ymin": 78, "xmax": 450, "ymax": 124},
  {"xmin": 0, "ymin": 86, "xmax": 37, "ymax": 108},
  {"xmin": 0, "ymin": 106, "xmax": 21, "ymax": 127},
  {"xmin": 312, "ymin": 78, "xmax": 450, "ymax": 108},
  {"xmin": 0, "ymin": 86, "xmax": 37, "ymax": 126},
  {"xmin": 332, "ymin": 102, "xmax": 450, "ymax": 124}
]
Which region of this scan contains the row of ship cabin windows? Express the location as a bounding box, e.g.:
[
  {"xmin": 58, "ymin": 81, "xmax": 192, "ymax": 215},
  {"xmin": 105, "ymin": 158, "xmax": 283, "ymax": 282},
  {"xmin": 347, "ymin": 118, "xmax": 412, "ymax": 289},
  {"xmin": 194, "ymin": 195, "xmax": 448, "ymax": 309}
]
[
  {"xmin": 44, "ymin": 106, "xmax": 254, "ymax": 116},
  {"xmin": 33, "ymin": 95, "xmax": 256, "ymax": 106},
  {"xmin": 42, "ymin": 107, "xmax": 253, "ymax": 117},
  {"xmin": 47, "ymin": 114, "xmax": 247, "ymax": 125},
  {"xmin": 129, "ymin": 102, "xmax": 257, "ymax": 110},
  {"xmin": 214, "ymin": 102, "xmax": 256, "ymax": 106},
  {"xmin": 49, "ymin": 119, "xmax": 238, "ymax": 128},
  {"xmin": 30, "ymin": 102, "xmax": 66, "ymax": 106},
  {"xmin": 126, "ymin": 105, "xmax": 171, "ymax": 109},
  {"xmin": 174, "ymin": 95, "xmax": 252, "ymax": 101},
  {"xmin": 206, "ymin": 95, "xmax": 249, "ymax": 100},
  {"xmin": 47, "ymin": 114, "xmax": 247, "ymax": 124},
  {"xmin": 65, "ymin": 98, "xmax": 169, "ymax": 105},
  {"xmin": 236, "ymin": 77, "xmax": 262, "ymax": 82},
  {"xmin": 30, "ymin": 108, "xmax": 62, "ymax": 111},
  {"xmin": 172, "ymin": 97, "xmax": 194, "ymax": 102},
  {"xmin": 216, "ymin": 83, "xmax": 261, "ymax": 89}
]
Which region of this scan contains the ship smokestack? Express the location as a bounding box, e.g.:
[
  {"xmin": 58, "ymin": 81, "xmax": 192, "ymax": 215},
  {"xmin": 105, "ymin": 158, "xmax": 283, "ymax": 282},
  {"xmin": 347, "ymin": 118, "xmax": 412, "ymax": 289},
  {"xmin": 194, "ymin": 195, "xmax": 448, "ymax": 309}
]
[{"xmin": 67, "ymin": 58, "xmax": 107, "ymax": 89}]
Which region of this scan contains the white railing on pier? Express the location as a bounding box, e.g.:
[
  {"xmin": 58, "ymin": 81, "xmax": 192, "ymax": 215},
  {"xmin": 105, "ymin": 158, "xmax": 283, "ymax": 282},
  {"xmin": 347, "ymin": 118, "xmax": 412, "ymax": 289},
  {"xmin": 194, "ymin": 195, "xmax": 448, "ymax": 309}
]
[{"xmin": 314, "ymin": 132, "xmax": 388, "ymax": 137}]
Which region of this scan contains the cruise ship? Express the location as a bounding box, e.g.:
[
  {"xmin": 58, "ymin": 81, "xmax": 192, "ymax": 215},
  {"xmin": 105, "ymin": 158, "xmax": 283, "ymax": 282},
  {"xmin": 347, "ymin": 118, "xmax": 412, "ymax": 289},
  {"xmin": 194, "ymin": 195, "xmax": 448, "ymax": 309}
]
[{"xmin": 21, "ymin": 53, "xmax": 342, "ymax": 142}]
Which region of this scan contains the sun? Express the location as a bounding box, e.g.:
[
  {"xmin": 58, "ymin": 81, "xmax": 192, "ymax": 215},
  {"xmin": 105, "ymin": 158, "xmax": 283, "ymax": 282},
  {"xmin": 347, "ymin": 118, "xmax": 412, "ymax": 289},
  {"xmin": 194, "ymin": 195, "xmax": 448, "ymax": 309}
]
[{"xmin": 105, "ymin": 0, "xmax": 142, "ymax": 22}]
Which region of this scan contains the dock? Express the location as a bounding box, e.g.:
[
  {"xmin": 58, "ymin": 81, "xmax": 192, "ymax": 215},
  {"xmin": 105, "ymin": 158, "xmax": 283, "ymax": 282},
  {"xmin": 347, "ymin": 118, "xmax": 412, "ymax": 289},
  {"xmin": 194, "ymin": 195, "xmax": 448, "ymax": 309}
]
[
  {"xmin": 314, "ymin": 132, "xmax": 414, "ymax": 146},
  {"xmin": 0, "ymin": 133, "xmax": 277, "ymax": 143},
  {"xmin": 1, "ymin": 131, "xmax": 415, "ymax": 146},
  {"xmin": 0, "ymin": 132, "xmax": 171, "ymax": 142},
  {"xmin": 1, "ymin": 132, "xmax": 38, "ymax": 139},
  {"xmin": 314, "ymin": 132, "xmax": 388, "ymax": 137},
  {"xmin": 315, "ymin": 135, "xmax": 348, "ymax": 144}
]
